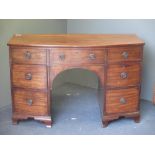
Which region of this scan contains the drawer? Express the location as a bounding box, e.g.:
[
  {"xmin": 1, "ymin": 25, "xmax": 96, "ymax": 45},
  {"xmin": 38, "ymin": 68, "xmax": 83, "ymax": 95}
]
[
  {"xmin": 50, "ymin": 48, "xmax": 105, "ymax": 64},
  {"xmin": 107, "ymin": 63, "xmax": 141, "ymax": 87},
  {"xmin": 13, "ymin": 89, "xmax": 48, "ymax": 115},
  {"xmin": 106, "ymin": 87, "xmax": 139, "ymax": 114},
  {"xmin": 11, "ymin": 48, "xmax": 47, "ymax": 64},
  {"xmin": 12, "ymin": 64, "xmax": 47, "ymax": 89},
  {"xmin": 108, "ymin": 46, "xmax": 142, "ymax": 63}
]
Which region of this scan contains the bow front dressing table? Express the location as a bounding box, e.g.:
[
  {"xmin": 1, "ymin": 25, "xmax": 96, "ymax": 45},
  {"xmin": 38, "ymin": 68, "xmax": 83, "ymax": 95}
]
[{"xmin": 8, "ymin": 34, "xmax": 144, "ymax": 127}]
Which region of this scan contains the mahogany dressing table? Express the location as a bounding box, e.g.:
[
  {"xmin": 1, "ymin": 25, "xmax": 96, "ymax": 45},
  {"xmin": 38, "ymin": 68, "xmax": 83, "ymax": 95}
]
[{"xmin": 7, "ymin": 34, "xmax": 144, "ymax": 127}]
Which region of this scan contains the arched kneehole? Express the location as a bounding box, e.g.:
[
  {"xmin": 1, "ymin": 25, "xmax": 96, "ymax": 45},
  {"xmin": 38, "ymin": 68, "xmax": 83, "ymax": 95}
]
[{"xmin": 50, "ymin": 68, "xmax": 104, "ymax": 124}]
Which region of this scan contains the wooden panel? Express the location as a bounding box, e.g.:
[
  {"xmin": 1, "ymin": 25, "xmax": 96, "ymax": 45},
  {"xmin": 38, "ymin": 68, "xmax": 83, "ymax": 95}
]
[
  {"xmin": 108, "ymin": 46, "xmax": 142, "ymax": 63},
  {"xmin": 50, "ymin": 64, "xmax": 105, "ymax": 86},
  {"xmin": 13, "ymin": 89, "xmax": 48, "ymax": 115},
  {"xmin": 106, "ymin": 87, "xmax": 139, "ymax": 114},
  {"xmin": 107, "ymin": 63, "xmax": 141, "ymax": 87},
  {"xmin": 12, "ymin": 64, "xmax": 47, "ymax": 89},
  {"xmin": 11, "ymin": 48, "xmax": 46, "ymax": 64},
  {"xmin": 7, "ymin": 34, "xmax": 144, "ymax": 47},
  {"xmin": 50, "ymin": 48, "xmax": 105, "ymax": 64}
]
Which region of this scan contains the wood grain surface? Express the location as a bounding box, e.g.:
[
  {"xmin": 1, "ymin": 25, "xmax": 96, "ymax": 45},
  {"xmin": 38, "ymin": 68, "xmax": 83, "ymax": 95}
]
[
  {"xmin": 13, "ymin": 89, "xmax": 48, "ymax": 115},
  {"xmin": 8, "ymin": 34, "xmax": 144, "ymax": 47},
  {"xmin": 108, "ymin": 46, "xmax": 142, "ymax": 63},
  {"xmin": 107, "ymin": 63, "xmax": 141, "ymax": 87},
  {"xmin": 11, "ymin": 48, "xmax": 47, "ymax": 64},
  {"xmin": 106, "ymin": 87, "xmax": 139, "ymax": 114},
  {"xmin": 12, "ymin": 64, "xmax": 47, "ymax": 89},
  {"xmin": 50, "ymin": 48, "xmax": 105, "ymax": 64}
]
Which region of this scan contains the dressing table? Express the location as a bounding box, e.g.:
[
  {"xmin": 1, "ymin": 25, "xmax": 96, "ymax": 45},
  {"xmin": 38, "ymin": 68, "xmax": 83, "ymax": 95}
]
[{"xmin": 8, "ymin": 34, "xmax": 144, "ymax": 127}]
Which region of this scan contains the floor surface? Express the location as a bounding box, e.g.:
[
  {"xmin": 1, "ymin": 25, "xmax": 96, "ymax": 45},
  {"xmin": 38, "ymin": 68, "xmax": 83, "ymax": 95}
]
[{"xmin": 0, "ymin": 83, "xmax": 155, "ymax": 135}]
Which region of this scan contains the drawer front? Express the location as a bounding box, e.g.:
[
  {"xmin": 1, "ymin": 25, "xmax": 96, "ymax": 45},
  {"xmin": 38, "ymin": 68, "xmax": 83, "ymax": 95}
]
[
  {"xmin": 12, "ymin": 64, "xmax": 47, "ymax": 89},
  {"xmin": 13, "ymin": 89, "xmax": 48, "ymax": 115},
  {"xmin": 106, "ymin": 87, "xmax": 139, "ymax": 114},
  {"xmin": 11, "ymin": 48, "xmax": 47, "ymax": 64},
  {"xmin": 108, "ymin": 46, "xmax": 142, "ymax": 63},
  {"xmin": 107, "ymin": 63, "xmax": 141, "ymax": 87},
  {"xmin": 50, "ymin": 48, "xmax": 105, "ymax": 64}
]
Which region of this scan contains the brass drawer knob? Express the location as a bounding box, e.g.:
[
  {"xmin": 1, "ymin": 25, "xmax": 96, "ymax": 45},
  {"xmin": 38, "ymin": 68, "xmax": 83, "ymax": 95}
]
[
  {"xmin": 24, "ymin": 51, "xmax": 31, "ymax": 60},
  {"xmin": 26, "ymin": 99, "xmax": 33, "ymax": 106},
  {"xmin": 120, "ymin": 97, "xmax": 127, "ymax": 104},
  {"xmin": 88, "ymin": 53, "xmax": 96, "ymax": 60},
  {"xmin": 120, "ymin": 72, "xmax": 128, "ymax": 79},
  {"xmin": 122, "ymin": 51, "xmax": 128, "ymax": 59},
  {"xmin": 25, "ymin": 73, "xmax": 32, "ymax": 80},
  {"xmin": 59, "ymin": 53, "xmax": 65, "ymax": 61}
]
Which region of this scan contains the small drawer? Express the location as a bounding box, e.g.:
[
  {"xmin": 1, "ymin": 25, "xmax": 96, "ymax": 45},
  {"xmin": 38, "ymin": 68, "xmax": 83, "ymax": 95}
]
[
  {"xmin": 11, "ymin": 48, "xmax": 47, "ymax": 64},
  {"xmin": 106, "ymin": 87, "xmax": 139, "ymax": 114},
  {"xmin": 108, "ymin": 46, "xmax": 142, "ymax": 63},
  {"xmin": 12, "ymin": 64, "xmax": 47, "ymax": 89},
  {"xmin": 13, "ymin": 89, "xmax": 48, "ymax": 115},
  {"xmin": 50, "ymin": 48, "xmax": 105, "ymax": 64},
  {"xmin": 107, "ymin": 63, "xmax": 141, "ymax": 87}
]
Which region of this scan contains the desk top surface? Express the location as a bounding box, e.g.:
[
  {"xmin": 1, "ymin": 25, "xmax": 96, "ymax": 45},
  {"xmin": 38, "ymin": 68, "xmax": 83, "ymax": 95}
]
[{"xmin": 8, "ymin": 34, "xmax": 144, "ymax": 47}]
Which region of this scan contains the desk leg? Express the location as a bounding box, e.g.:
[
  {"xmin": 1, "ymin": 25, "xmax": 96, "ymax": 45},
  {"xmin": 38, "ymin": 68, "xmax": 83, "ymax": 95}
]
[
  {"xmin": 12, "ymin": 117, "xmax": 19, "ymax": 125},
  {"xmin": 133, "ymin": 115, "xmax": 140, "ymax": 123},
  {"xmin": 102, "ymin": 120, "xmax": 109, "ymax": 128}
]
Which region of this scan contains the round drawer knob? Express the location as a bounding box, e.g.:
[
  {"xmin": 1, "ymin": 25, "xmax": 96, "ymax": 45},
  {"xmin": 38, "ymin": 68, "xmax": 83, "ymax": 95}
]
[
  {"xmin": 24, "ymin": 51, "xmax": 31, "ymax": 60},
  {"xmin": 120, "ymin": 97, "xmax": 127, "ymax": 104},
  {"xmin": 122, "ymin": 51, "xmax": 128, "ymax": 59},
  {"xmin": 120, "ymin": 72, "xmax": 128, "ymax": 79},
  {"xmin": 88, "ymin": 53, "xmax": 96, "ymax": 60},
  {"xmin": 25, "ymin": 73, "xmax": 32, "ymax": 80},
  {"xmin": 59, "ymin": 53, "xmax": 65, "ymax": 61},
  {"xmin": 26, "ymin": 99, "xmax": 33, "ymax": 106}
]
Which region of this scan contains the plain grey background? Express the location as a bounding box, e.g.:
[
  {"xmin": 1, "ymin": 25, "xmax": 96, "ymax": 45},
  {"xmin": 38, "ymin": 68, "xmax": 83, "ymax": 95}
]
[{"xmin": 0, "ymin": 19, "xmax": 154, "ymax": 108}]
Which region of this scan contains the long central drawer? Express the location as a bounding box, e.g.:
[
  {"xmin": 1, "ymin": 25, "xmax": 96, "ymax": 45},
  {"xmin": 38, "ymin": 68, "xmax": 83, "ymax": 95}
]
[{"xmin": 50, "ymin": 48, "xmax": 105, "ymax": 64}]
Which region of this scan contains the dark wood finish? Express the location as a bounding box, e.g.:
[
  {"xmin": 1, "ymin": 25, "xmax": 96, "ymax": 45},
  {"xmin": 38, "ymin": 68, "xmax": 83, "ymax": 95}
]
[
  {"xmin": 50, "ymin": 48, "xmax": 105, "ymax": 64},
  {"xmin": 8, "ymin": 34, "xmax": 144, "ymax": 127},
  {"xmin": 106, "ymin": 87, "xmax": 139, "ymax": 114},
  {"xmin": 13, "ymin": 89, "xmax": 48, "ymax": 115},
  {"xmin": 12, "ymin": 114, "xmax": 52, "ymax": 128},
  {"xmin": 12, "ymin": 64, "xmax": 47, "ymax": 89},
  {"xmin": 134, "ymin": 115, "xmax": 140, "ymax": 123},
  {"xmin": 108, "ymin": 46, "xmax": 142, "ymax": 63},
  {"xmin": 11, "ymin": 48, "xmax": 47, "ymax": 65},
  {"xmin": 107, "ymin": 63, "xmax": 141, "ymax": 88},
  {"xmin": 46, "ymin": 49, "xmax": 51, "ymax": 116}
]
